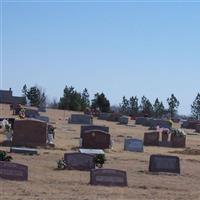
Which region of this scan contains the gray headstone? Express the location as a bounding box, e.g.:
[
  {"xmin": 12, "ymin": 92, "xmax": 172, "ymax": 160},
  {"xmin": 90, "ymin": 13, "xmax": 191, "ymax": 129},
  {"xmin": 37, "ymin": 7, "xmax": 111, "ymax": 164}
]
[
  {"xmin": 124, "ymin": 138, "xmax": 144, "ymax": 152},
  {"xmin": 0, "ymin": 161, "xmax": 28, "ymax": 181},
  {"xmin": 98, "ymin": 113, "xmax": 111, "ymax": 120},
  {"xmin": 119, "ymin": 116, "xmax": 129, "ymax": 125},
  {"xmin": 64, "ymin": 153, "xmax": 95, "ymax": 171},
  {"xmin": 35, "ymin": 116, "xmax": 49, "ymax": 123},
  {"xmin": 90, "ymin": 169, "xmax": 128, "ymax": 187},
  {"xmin": 69, "ymin": 114, "xmax": 93, "ymax": 125},
  {"xmin": 149, "ymin": 155, "xmax": 180, "ymax": 174}
]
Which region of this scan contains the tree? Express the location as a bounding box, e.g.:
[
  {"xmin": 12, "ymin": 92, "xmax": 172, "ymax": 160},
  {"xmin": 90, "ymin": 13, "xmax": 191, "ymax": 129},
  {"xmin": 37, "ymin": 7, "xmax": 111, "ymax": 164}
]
[
  {"xmin": 140, "ymin": 96, "xmax": 153, "ymax": 117},
  {"xmin": 23, "ymin": 85, "xmax": 47, "ymax": 107},
  {"xmin": 91, "ymin": 93, "xmax": 110, "ymax": 112},
  {"xmin": 81, "ymin": 88, "xmax": 90, "ymax": 110},
  {"xmin": 191, "ymin": 93, "xmax": 200, "ymax": 119},
  {"xmin": 153, "ymin": 98, "xmax": 165, "ymax": 118},
  {"xmin": 129, "ymin": 96, "xmax": 139, "ymax": 116},
  {"xmin": 167, "ymin": 94, "xmax": 180, "ymax": 118},
  {"xmin": 120, "ymin": 96, "xmax": 130, "ymax": 114},
  {"xmin": 58, "ymin": 86, "xmax": 82, "ymax": 111}
]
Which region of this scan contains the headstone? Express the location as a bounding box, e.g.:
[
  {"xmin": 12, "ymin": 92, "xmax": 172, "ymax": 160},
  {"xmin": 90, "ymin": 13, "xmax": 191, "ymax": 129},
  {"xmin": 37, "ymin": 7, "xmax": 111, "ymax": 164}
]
[
  {"xmin": 25, "ymin": 108, "xmax": 39, "ymax": 118},
  {"xmin": 149, "ymin": 154, "xmax": 180, "ymax": 174},
  {"xmin": 135, "ymin": 117, "xmax": 147, "ymax": 125},
  {"xmin": 69, "ymin": 114, "xmax": 93, "ymax": 125},
  {"xmin": 107, "ymin": 113, "xmax": 122, "ymax": 122},
  {"xmin": 79, "ymin": 148, "xmax": 105, "ymax": 155},
  {"xmin": 12, "ymin": 119, "xmax": 47, "ymax": 148},
  {"xmin": 196, "ymin": 124, "xmax": 200, "ymax": 133},
  {"xmin": 90, "ymin": 169, "xmax": 127, "ymax": 187},
  {"xmin": 171, "ymin": 135, "xmax": 186, "ymax": 148},
  {"xmin": 124, "ymin": 138, "xmax": 144, "ymax": 152},
  {"xmin": 119, "ymin": 116, "xmax": 129, "ymax": 125},
  {"xmin": 81, "ymin": 130, "xmax": 111, "ymax": 149},
  {"xmin": 64, "ymin": 153, "xmax": 95, "ymax": 171},
  {"xmin": 10, "ymin": 147, "xmax": 38, "ymax": 155},
  {"xmin": 35, "ymin": 116, "xmax": 49, "ymax": 123},
  {"xmin": 98, "ymin": 113, "xmax": 111, "ymax": 120},
  {"xmin": 80, "ymin": 125, "xmax": 109, "ymax": 138},
  {"xmin": 144, "ymin": 132, "xmax": 159, "ymax": 146},
  {"xmin": 0, "ymin": 161, "xmax": 28, "ymax": 181}
]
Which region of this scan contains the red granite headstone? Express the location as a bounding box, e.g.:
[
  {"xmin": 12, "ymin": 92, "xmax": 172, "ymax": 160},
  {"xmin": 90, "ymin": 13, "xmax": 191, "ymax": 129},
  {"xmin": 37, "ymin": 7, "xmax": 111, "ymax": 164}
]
[
  {"xmin": 12, "ymin": 119, "xmax": 47, "ymax": 148},
  {"xmin": 144, "ymin": 131, "xmax": 159, "ymax": 146},
  {"xmin": 171, "ymin": 135, "xmax": 186, "ymax": 148},
  {"xmin": 81, "ymin": 130, "xmax": 111, "ymax": 149}
]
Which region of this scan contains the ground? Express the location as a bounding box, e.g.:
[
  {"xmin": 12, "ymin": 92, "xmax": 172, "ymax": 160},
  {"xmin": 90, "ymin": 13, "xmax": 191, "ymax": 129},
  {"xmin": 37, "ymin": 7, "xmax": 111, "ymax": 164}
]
[{"xmin": 0, "ymin": 104, "xmax": 200, "ymax": 200}]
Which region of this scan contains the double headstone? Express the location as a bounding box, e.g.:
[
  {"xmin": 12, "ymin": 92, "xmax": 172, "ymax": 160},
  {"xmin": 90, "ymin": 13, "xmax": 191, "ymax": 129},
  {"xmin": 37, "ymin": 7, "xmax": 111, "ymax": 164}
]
[
  {"xmin": 81, "ymin": 130, "xmax": 111, "ymax": 149},
  {"xmin": 124, "ymin": 138, "xmax": 144, "ymax": 152},
  {"xmin": 12, "ymin": 119, "xmax": 47, "ymax": 148},
  {"xmin": 90, "ymin": 169, "xmax": 128, "ymax": 187},
  {"xmin": 149, "ymin": 155, "xmax": 180, "ymax": 174},
  {"xmin": 69, "ymin": 114, "xmax": 93, "ymax": 125}
]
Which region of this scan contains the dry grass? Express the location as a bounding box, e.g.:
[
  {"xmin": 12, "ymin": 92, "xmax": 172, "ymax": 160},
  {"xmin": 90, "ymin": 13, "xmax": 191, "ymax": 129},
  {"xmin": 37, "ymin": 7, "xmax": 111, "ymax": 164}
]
[{"xmin": 0, "ymin": 104, "xmax": 200, "ymax": 200}]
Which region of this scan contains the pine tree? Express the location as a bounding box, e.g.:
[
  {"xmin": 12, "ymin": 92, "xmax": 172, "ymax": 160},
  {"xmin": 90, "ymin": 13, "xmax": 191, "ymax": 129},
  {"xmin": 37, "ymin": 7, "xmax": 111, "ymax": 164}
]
[
  {"xmin": 191, "ymin": 93, "xmax": 200, "ymax": 119},
  {"xmin": 167, "ymin": 94, "xmax": 180, "ymax": 118}
]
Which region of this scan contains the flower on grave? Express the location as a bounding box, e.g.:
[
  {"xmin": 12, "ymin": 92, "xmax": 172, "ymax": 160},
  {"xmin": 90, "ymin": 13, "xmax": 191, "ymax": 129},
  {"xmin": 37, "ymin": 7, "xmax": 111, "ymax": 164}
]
[
  {"xmin": 0, "ymin": 151, "xmax": 13, "ymax": 162},
  {"xmin": 93, "ymin": 154, "xmax": 106, "ymax": 168},
  {"xmin": 170, "ymin": 128, "xmax": 186, "ymax": 137},
  {"xmin": 57, "ymin": 158, "xmax": 66, "ymax": 170}
]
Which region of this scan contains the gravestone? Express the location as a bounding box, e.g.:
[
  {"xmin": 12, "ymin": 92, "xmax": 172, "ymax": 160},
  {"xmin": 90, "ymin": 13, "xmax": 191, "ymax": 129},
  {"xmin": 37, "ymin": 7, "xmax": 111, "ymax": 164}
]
[
  {"xmin": 12, "ymin": 119, "xmax": 47, "ymax": 148},
  {"xmin": 79, "ymin": 148, "xmax": 105, "ymax": 155},
  {"xmin": 124, "ymin": 138, "xmax": 143, "ymax": 152},
  {"xmin": 144, "ymin": 132, "xmax": 159, "ymax": 146},
  {"xmin": 64, "ymin": 153, "xmax": 95, "ymax": 171},
  {"xmin": 119, "ymin": 116, "xmax": 129, "ymax": 125},
  {"xmin": 0, "ymin": 161, "xmax": 28, "ymax": 181},
  {"xmin": 80, "ymin": 125, "xmax": 109, "ymax": 138},
  {"xmin": 196, "ymin": 124, "xmax": 200, "ymax": 133},
  {"xmin": 25, "ymin": 108, "xmax": 39, "ymax": 118},
  {"xmin": 171, "ymin": 135, "xmax": 186, "ymax": 148},
  {"xmin": 107, "ymin": 113, "xmax": 122, "ymax": 122},
  {"xmin": 10, "ymin": 147, "xmax": 38, "ymax": 155},
  {"xmin": 98, "ymin": 113, "xmax": 111, "ymax": 120},
  {"xmin": 81, "ymin": 130, "xmax": 111, "ymax": 149},
  {"xmin": 90, "ymin": 169, "xmax": 127, "ymax": 187},
  {"xmin": 35, "ymin": 115, "xmax": 49, "ymax": 123},
  {"xmin": 69, "ymin": 114, "xmax": 93, "ymax": 125},
  {"xmin": 135, "ymin": 117, "xmax": 146, "ymax": 125},
  {"xmin": 149, "ymin": 154, "xmax": 180, "ymax": 174}
]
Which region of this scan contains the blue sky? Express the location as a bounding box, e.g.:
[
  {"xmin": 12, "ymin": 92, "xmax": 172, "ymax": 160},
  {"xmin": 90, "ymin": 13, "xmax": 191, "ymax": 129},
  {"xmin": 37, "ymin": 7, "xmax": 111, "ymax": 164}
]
[{"xmin": 1, "ymin": 1, "xmax": 200, "ymax": 115}]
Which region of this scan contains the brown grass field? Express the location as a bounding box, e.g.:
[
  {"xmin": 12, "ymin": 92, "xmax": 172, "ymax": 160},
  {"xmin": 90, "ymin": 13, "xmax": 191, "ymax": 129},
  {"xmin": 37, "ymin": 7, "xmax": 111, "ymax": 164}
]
[{"xmin": 1, "ymin": 104, "xmax": 200, "ymax": 200}]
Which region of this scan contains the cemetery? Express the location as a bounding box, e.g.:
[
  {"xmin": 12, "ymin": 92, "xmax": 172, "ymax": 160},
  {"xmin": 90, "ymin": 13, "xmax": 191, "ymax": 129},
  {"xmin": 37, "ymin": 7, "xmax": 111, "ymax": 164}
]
[{"xmin": 0, "ymin": 104, "xmax": 200, "ymax": 200}]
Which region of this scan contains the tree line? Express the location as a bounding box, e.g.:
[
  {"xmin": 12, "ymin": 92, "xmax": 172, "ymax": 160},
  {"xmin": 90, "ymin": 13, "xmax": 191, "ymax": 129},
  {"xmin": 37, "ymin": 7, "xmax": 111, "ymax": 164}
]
[{"xmin": 21, "ymin": 84, "xmax": 200, "ymax": 119}]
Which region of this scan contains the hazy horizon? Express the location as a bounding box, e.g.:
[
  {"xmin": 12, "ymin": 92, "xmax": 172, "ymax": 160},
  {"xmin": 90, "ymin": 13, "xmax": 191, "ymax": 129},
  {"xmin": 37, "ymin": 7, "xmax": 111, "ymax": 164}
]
[{"xmin": 1, "ymin": 1, "xmax": 200, "ymax": 115}]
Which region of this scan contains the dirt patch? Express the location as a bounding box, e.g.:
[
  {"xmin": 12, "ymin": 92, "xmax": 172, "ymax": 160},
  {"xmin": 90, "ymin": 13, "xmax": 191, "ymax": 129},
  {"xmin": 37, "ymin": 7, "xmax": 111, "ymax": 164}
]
[{"xmin": 169, "ymin": 148, "xmax": 200, "ymax": 155}]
